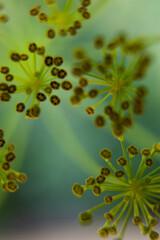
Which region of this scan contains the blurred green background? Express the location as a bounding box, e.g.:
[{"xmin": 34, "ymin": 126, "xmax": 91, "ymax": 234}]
[{"xmin": 0, "ymin": 0, "xmax": 160, "ymax": 239}]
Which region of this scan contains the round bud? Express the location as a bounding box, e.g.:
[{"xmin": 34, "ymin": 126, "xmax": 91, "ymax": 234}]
[
  {"xmin": 6, "ymin": 172, "xmax": 16, "ymax": 180},
  {"xmin": 28, "ymin": 43, "xmax": 37, "ymax": 53},
  {"xmin": 61, "ymin": 81, "xmax": 72, "ymax": 91},
  {"xmin": 8, "ymin": 85, "xmax": 17, "ymax": 94},
  {"xmin": 92, "ymin": 185, "xmax": 101, "ymax": 195},
  {"xmin": 45, "ymin": 56, "xmax": 54, "ymax": 67},
  {"xmin": 133, "ymin": 216, "xmax": 142, "ymax": 225},
  {"xmin": 108, "ymin": 226, "xmax": 117, "ymax": 235},
  {"xmin": 74, "ymin": 87, "xmax": 84, "ymax": 96},
  {"xmin": 117, "ymin": 157, "xmax": 127, "ymax": 166},
  {"xmin": 7, "ymin": 180, "xmax": 19, "ymax": 192},
  {"xmin": 36, "ymin": 92, "xmax": 47, "ymax": 102},
  {"xmin": 121, "ymin": 101, "xmax": 130, "ymax": 110},
  {"xmin": 82, "ymin": 11, "xmax": 91, "ymax": 19},
  {"xmin": 88, "ymin": 89, "xmax": 98, "ymax": 98},
  {"xmin": 68, "ymin": 26, "xmax": 77, "ymax": 36},
  {"xmin": 17, "ymin": 173, "xmax": 27, "ymax": 182},
  {"xmin": 50, "ymin": 81, "xmax": 60, "ymax": 90},
  {"xmin": 145, "ymin": 158, "xmax": 153, "ymax": 167},
  {"xmin": 37, "ymin": 46, "xmax": 45, "ymax": 55},
  {"xmin": 50, "ymin": 95, "xmax": 60, "ymax": 106},
  {"xmin": 0, "ymin": 92, "xmax": 11, "ymax": 102},
  {"xmin": 79, "ymin": 211, "xmax": 92, "ymax": 223},
  {"xmin": 94, "ymin": 37, "xmax": 104, "ymax": 49},
  {"xmin": 100, "ymin": 148, "xmax": 112, "ymax": 160},
  {"xmin": 20, "ymin": 54, "xmax": 29, "ymax": 61},
  {"xmin": 79, "ymin": 77, "xmax": 88, "ymax": 87},
  {"xmin": 57, "ymin": 69, "xmax": 67, "ymax": 79},
  {"xmin": 30, "ymin": 105, "xmax": 41, "ymax": 118},
  {"xmin": 70, "ymin": 95, "xmax": 81, "ymax": 105},
  {"xmin": 53, "ymin": 56, "xmax": 63, "ymax": 66},
  {"xmin": 85, "ymin": 177, "xmax": 95, "ymax": 186},
  {"xmin": 47, "ymin": 28, "xmax": 55, "ymax": 39},
  {"xmin": 51, "ymin": 67, "xmax": 59, "ymax": 76},
  {"xmin": 5, "ymin": 74, "xmax": 14, "ymax": 82},
  {"xmin": 127, "ymin": 145, "xmax": 139, "ymax": 156},
  {"xmin": 16, "ymin": 102, "xmax": 25, "ymax": 113},
  {"xmin": 94, "ymin": 115, "xmax": 105, "ymax": 128},
  {"xmin": 74, "ymin": 20, "xmax": 82, "ymax": 29},
  {"xmin": 115, "ymin": 170, "xmax": 124, "ymax": 178},
  {"xmin": 141, "ymin": 148, "xmax": 151, "ymax": 157},
  {"xmin": 10, "ymin": 53, "xmax": 20, "ymax": 62},
  {"xmin": 2, "ymin": 162, "xmax": 10, "ymax": 171},
  {"xmin": 96, "ymin": 175, "xmax": 106, "ymax": 184},
  {"xmin": 74, "ymin": 49, "xmax": 85, "ymax": 60},
  {"xmin": 149, "ymin": 231, "xmax": 159, "ymax": 240},
  {"xmin": 85, "ymin": 106, "xmax": 94, "ymax": 115},
  {"xmin": 104, "ymin": 195, "xmax": 113, "ymax": 204},
  {"xmin": 72, "ymin": 66, "xmax": 83, "ymax": 76},
  {"xmin": 5, "ymin": 152, "xmax": 16, "ymax": 162},
  {"xmin": 44, "ymin": 87, "xmax": 52, "ymax": 94},
  {"xmin": 1, "ymin": 66, "xmax": 9, "ymax": 74},
  {"xmin": 97, "ymin": 228, "xmax": 108, "ymax": 237},
  {"xmin": 72, "ymin": 183, "xmax": 84, "ymax": 197},
  {"xmin": 100, "ymin": 167, "xmax": 111, "ymax": 176},
  {"xmin": 104, "ymin": 212, "xmax": 114, "ymax": 221}
]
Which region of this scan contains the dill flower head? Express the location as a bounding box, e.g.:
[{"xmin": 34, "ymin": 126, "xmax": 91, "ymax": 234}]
[
  {"xmin": 72, "ymin": 142, "xmax": 160, "ymax": 240},
  {"xmin": 0, "ymin": 2, "xmax": 9, "ymax": 23},
  {"xmin": 71, "ymin": 35, "xmax": 151, "ymax": 135},
  {"xmin": 0, "ymin": 128, "xmax": 27, "ymax": 192},
  {"xmin": 0, "ymin": 42, "xmax": 72, "ymax": 119},
  {"xmin": 29, "ymin": 0, "xmax": 91, "ymax": 38}
]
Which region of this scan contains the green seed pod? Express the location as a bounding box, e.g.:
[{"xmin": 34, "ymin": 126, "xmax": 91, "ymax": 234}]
[
  {"xmin": 96, "ymin": 175, "xmax": 106, "ymax": 184},
  {"xmin": 115, "ymin": 170, "xmax": 125, "ymax": 178},
  {"xmin": 85, "ymin": 176, "xmax": 96, "ymax": 186},
  {"xmin": 92, "ymin": 185, "xmax": 101, "ymax": 196},
  {"xmin": 72, "ymin": 183, "xmax": 84, "ymax": 197},
  {"xmin": 5, "ymin": 152, "xmax": 16, "ymax": 162},
  {"xmin": 79, "ymin": 211, "xmax": 92, "ymax": 223},
  {"xmin": 104, "ymin": 212, "xmax": 114, "ymax": 221},
  {"xmin": 94, "ymin": 37, "xmax": 104, "ymax": 49},
  {"xmin": 108, "ymin": 226, "xmax": 117, "ymax": 235},
  {"xmin": 85, "ymin": 106, "xmax": 94, "ymax": 115},
  {"xmin": 104, "ymin": 195, "xmax": 113, "ymax": 204},
  {"xmin": 145, "ymin": 158, "xmax": 153, "ymax": 167},
  {"xmin": 16, "ymin": 102, "xmax": 25, "ymax": 113},
  {"xmin": 100, "ymin": 148, "xmax": 112, "ymax": 160},
  {"xmin": 127, "ymin": 145, "xmax": 139, "ymax": 156},
  {"xmin": 100, "ymin": 167, "xmax": 111, "ymax": 176},
  {"xmin": 133, "ymin": 216, "xmax": 142, "ymax": 225},
  {"xmin": 17, "ymin": 173, "xmax": 27, "ymax": 182},
  {"xmin": 141, "ymin": 148, "xmax": 151, "ymax": 156},
  {"xmin": 150, "ymin": 218, "xmax": 158, "ymax": 227},
  {"xmin": 94, "ymin": 115, "xmax": 105, "ymax": 128},
  {"xmin": 7, "ymin": 180, "xmax": 19, "ymax": 192},
  {"xmin": 117, "ymin": 157, "xmax": 127, "ymax": 166},
  {"xmin": 104, "ymin": 105, "xmax": 113, "ymax": 116},
  {"xmin": 97, "ymin": 227, "xmax": 108, "ymax": 237},
  {"xmin": 149, "ymin": 231, "xmax": 159, "ymax": 240}
]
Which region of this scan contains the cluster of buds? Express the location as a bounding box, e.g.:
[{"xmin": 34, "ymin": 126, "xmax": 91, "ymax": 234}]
[
  {"xmin": 71, "ymin": 35, "xmax": 151, "ymax": 136},
  {"xmin": 0, "ymin": 42, "xmax": 72, "ymax": 119},
  {"xmin": 72, "ymin": 142, "xmax": 160, "ymax": 240},
  {"xmin": 0, "ymin": 129, "xmax": 27, "ymax": 192},
  {"xmin": 29, "ymin": 0, "xmax": 91, "ymax": 38},
  {"xmin": 0, "ymin": 3, "xmax": 9, "ymax": 23}
]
